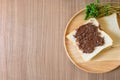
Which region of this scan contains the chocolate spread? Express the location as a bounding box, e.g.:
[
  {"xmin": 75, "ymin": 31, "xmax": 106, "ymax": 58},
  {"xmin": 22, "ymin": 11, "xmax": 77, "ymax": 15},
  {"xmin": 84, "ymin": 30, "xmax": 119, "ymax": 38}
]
[{"xmin": 74, "ymin": 23, "xmax": 105, "ymax": 53}]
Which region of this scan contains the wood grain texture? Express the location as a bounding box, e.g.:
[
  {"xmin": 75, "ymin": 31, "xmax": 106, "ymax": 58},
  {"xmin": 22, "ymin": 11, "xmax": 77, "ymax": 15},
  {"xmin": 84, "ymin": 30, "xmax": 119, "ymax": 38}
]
[{"xmin": 0, "ymin": 0, "xmax": 119, "ymax": 80}]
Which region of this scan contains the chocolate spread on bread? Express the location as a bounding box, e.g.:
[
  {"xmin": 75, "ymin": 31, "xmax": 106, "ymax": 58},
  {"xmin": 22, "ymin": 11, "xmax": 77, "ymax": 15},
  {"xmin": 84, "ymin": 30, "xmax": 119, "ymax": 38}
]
[{"xmin": 74, "ymin": 23, "xmax": 105, "ymax": 53}]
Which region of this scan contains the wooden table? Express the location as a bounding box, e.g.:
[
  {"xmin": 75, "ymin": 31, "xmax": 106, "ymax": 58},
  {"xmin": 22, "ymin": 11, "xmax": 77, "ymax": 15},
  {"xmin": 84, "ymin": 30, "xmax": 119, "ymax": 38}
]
[{"xmin": 0, "ymin": 0, "xmax": 120, "ymax": 80}]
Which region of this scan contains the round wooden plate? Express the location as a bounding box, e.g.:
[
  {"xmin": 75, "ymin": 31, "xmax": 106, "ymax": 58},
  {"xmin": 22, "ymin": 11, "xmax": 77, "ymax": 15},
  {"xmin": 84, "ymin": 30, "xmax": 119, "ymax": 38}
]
[{"xmin": 64, "ymin": 3, "xmax": 120, "ymax": 73}]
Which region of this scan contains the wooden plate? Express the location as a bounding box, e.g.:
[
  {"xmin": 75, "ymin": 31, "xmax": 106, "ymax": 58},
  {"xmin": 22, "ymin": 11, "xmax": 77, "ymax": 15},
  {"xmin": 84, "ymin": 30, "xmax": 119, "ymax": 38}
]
[{"xmin": 64, "ymin": 3, "xmax": 120, "ymax": 73}]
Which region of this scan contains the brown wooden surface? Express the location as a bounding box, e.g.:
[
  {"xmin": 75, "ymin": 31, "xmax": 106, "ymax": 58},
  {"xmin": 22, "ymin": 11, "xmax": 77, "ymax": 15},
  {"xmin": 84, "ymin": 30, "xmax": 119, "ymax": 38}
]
[{"xmin": 0, "ymin": 0, "xmax": 120, "ymax": 80}]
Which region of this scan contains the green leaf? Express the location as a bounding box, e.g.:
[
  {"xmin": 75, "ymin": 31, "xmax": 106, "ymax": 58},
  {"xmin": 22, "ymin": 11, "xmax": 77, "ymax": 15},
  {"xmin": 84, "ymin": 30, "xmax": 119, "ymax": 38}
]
[
  {"xmin": 84, "ymin": 0, "xmax": 120, "ymax": 20},
  {"xmin": 96, "ymin": 0, "xmax": 100, "ymax": 3},
  {"xmin": 104, "ymin": 6, "xmax": 109, "ymax": 16},
  {"xmin": 85, "ymin": 3, "xmax": 100, "ymax": 20}
]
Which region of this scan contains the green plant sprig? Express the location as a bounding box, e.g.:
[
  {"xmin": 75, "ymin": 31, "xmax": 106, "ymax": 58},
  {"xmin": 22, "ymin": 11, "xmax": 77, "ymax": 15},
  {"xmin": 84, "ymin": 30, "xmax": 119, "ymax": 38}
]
[{"xmin": 85, "ymin": 1, "xmax": 120, "ymax": 20}]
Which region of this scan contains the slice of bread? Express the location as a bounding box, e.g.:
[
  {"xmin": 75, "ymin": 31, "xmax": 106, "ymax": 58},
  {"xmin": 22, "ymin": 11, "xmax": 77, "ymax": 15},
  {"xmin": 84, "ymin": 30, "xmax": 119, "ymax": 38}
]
[
  {"xmin": 98, "ymin": 13, "xmax": 120, "ymax": 47},
  {"xmin": 67, "ymin": 18, "xmax": 113, "ymax": 61}
]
